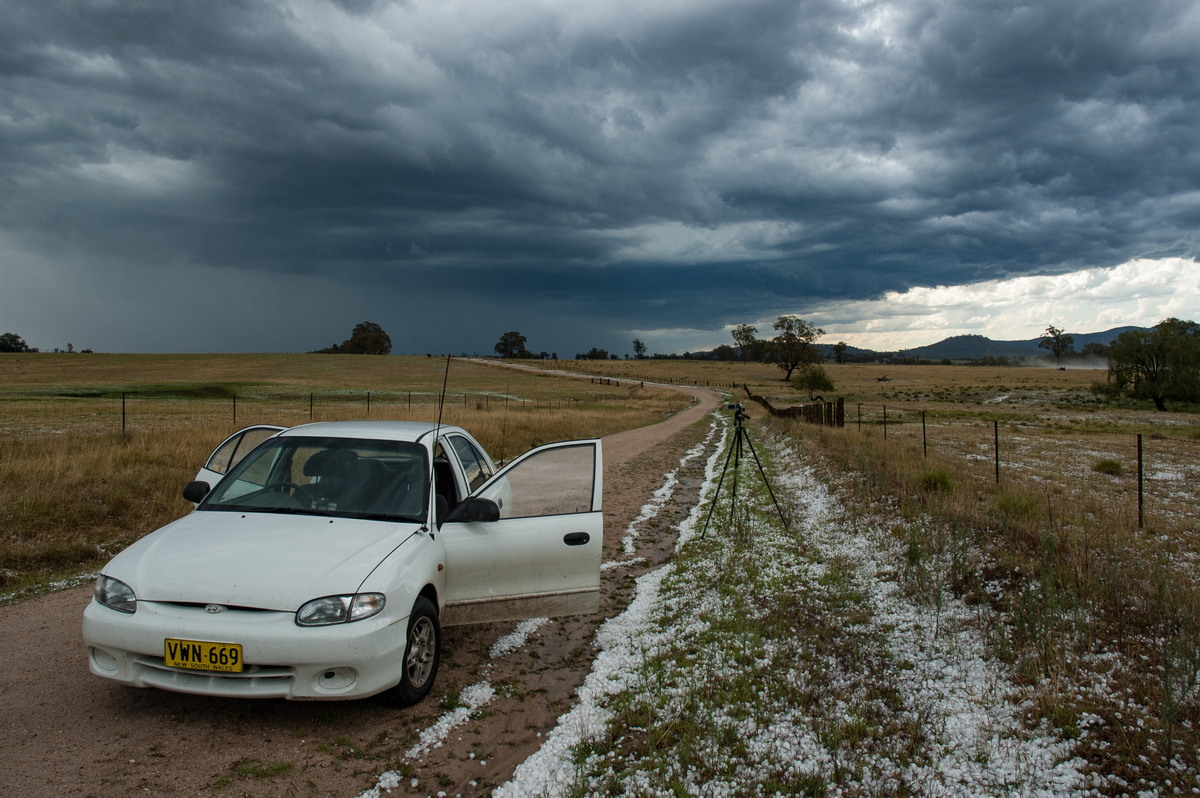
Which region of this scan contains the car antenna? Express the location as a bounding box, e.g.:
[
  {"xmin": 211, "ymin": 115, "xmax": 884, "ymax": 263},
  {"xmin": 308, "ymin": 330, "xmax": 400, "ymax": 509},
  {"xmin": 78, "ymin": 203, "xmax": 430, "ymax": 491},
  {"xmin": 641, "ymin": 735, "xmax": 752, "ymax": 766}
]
[
  {"xmin": 426, "ymin": 354, "xmax": 453, "ymax": 536},
  {"xmin": 499, "ymin": 377, "xmax": 511, "ymax": 466}
]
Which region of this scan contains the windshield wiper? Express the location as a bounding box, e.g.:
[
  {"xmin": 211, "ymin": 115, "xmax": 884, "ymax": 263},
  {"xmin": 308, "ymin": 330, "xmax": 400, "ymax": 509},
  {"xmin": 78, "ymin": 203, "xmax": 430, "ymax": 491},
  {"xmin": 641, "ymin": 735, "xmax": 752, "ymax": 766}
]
[
  {"xmin": 203, "ymin": 504, "xmax": 318, "ymax": 516},
  {"xmin": 332, "ymin": 510, "xmax": 425, "ymax": 523}
]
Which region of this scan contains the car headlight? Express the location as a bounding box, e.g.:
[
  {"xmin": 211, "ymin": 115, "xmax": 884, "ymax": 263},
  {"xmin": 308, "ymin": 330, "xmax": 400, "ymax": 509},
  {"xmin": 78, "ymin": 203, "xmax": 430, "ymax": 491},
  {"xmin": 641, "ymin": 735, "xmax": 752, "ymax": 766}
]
[
  {"xmin": 95, "ymin": 575, "xmax": 137, "ymax": 614},
  {"xmin": 296, "ymin": 593, "xmax": 386, "ymax": 626}
]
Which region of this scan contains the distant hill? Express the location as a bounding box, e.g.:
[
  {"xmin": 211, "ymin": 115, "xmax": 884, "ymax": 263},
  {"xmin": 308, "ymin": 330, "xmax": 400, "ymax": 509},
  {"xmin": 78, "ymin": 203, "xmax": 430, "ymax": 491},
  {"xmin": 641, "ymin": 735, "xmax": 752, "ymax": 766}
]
[{"xmin": 817, "ymin": 326, "xmax": 1143, "ymax": 362}]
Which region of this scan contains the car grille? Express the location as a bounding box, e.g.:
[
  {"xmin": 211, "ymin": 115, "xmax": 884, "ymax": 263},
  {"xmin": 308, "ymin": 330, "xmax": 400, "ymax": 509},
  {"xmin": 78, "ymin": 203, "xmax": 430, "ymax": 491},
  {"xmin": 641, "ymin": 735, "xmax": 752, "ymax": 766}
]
[
  {"xmin": 133, "ymin": 656, "xmax": 295, "ymax": 697},
  {"xmin": 160, "ymin": 601, "xmax": 278, "ymax": 613}
]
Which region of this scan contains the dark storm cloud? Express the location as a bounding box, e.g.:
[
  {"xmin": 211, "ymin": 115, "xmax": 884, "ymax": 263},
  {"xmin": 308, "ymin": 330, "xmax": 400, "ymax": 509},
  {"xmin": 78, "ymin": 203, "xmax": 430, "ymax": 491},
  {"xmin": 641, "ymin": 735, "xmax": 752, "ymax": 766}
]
[{"xmin": 1, "ymin": 0, "xmax": 1198, "ymax": 354}]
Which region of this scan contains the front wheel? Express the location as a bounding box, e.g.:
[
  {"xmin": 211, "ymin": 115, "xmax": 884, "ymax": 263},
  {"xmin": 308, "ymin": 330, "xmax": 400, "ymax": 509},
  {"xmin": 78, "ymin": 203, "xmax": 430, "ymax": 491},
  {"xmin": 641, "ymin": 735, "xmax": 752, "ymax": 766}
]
[{"xmin": 380, "ymin": 596, "xmax": 440, "ymax": 707}]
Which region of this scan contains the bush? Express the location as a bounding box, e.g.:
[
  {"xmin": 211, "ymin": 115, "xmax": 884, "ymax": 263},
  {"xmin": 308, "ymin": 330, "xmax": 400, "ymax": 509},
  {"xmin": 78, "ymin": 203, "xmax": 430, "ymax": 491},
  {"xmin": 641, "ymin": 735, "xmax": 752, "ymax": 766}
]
[
  {"xmin": 1092, "ymin": 458, "xmax": 1124, "ymax": 476},
  {"xmin": 792, "ymin": 364, "xmax": 834, "ymax": 399},
  {"xmin": 995, "ymin": 490, "xmax": 1039, "ymax": 519},
  {"xmin": 917, "ymin": 467, "xmax": 955, "ymax": 493}
]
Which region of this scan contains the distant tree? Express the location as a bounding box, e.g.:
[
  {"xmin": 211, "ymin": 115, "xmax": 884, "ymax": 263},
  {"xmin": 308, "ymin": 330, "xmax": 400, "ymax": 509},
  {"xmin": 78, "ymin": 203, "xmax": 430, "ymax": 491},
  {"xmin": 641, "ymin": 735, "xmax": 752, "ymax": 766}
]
[
  {"xmin": 313, "ymin": 322, "xmax": 392, "ymax": 355},
  {"xmin": 1106, "ymin": 318, "xmax": 1200, "ymax": 411},
  {"xmin": 1039, "ymin": 325, "xmax": 1075, "ymax": 365},
  {"xmin": 792, "ymin": 363, "xmax": 834, "ymax": 399},
  {"xmin": 731, "ymin": 324, "xmax": 764, "ymax": 361},
  {"xmin": 578, "ymin": 347, "xmax": 609, "ymax": 360},
  {"xmin": 632, "ymin": 338, "xmax": 647, "ymax": 359},
  {"xmin": 344, "ymin": 321, "xmax": 392, "ymax": 354},
  {"xmin": 832, "ymin": 341, "xmax": 848, "ymax": 364},
  {"xmin": 771, "ymin": 316, "xmax": 825, "ymax": 380},
  {"xmin": 494, "ymin": 331, "xmax": 531, "ymax": 358},
  {"xmin": 0, "ymin": 332, "xmax": 31, "ymax": 353},
  {"xmin": 712, "ymin": 344, "xmax": 736, "ymax": 361},
  {"xmin": 1081, "ymin": 341, "xmax": 1110, "ymax": 360}
]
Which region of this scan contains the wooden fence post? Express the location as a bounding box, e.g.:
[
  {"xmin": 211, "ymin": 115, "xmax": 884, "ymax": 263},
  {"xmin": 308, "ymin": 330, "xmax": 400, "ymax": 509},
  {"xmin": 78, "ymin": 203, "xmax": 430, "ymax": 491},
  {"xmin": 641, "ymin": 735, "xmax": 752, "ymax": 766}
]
[
  {"xmin": 994, "ymin": 420, "xmax": 1000, "ymax": 484},
  {"xmin": 1138, "ymin": 433, "xmax": 1144, "ymax": 529}
]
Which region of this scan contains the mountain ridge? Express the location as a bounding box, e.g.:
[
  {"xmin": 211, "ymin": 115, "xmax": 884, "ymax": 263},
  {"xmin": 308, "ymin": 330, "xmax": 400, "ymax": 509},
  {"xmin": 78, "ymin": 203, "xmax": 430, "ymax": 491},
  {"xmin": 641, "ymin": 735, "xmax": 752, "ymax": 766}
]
[{"xmin": 818, "ymin": 326, "xmax": 1142, "ymax": 362}]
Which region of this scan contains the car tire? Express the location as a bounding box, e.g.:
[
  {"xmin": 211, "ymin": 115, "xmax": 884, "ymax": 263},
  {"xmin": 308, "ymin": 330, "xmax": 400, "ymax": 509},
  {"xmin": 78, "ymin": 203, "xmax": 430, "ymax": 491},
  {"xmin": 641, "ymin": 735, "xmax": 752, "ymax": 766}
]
[{"xmin": 381, "ymin": 596, "xmax": 440, "ymax": 707}]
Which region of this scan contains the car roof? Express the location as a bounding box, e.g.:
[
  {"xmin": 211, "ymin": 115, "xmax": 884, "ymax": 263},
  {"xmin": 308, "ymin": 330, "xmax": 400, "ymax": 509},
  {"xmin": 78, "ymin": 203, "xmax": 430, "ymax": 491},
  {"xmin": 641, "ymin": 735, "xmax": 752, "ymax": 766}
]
[{"xmin": 277, "ymin": 420, "xmax": 469, "ymax": 444}]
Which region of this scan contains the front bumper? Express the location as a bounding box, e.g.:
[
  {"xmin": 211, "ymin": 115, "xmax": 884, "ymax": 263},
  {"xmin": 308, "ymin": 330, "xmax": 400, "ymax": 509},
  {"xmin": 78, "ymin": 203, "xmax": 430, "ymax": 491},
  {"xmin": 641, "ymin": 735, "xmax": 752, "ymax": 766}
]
[{"xmin": 82, "ymin": 598, "xmax": 409, "ymax": 700}]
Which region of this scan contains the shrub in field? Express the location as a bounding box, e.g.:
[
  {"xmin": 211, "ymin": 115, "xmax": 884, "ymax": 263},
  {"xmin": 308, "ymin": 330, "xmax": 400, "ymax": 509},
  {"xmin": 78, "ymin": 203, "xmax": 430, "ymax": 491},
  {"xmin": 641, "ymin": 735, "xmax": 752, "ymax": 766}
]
[
  {"xmin": 994, "ymin": 489, "xmax": 1039, "ymax": 520},
  {"xmin": 917, "ymin": 466, "xmax": 955, "ymax": 493},
  {"xmin": 1091, "ymin": 458, "xmax": 1124, "ymax": 476}
]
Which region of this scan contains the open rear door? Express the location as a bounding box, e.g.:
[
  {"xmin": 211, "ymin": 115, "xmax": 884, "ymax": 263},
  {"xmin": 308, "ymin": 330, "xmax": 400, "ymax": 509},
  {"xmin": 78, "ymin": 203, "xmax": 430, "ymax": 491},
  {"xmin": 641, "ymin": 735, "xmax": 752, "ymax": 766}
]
[{"xmin": 439, "ymin": 439, "xmax": 602, "ymax": 626}]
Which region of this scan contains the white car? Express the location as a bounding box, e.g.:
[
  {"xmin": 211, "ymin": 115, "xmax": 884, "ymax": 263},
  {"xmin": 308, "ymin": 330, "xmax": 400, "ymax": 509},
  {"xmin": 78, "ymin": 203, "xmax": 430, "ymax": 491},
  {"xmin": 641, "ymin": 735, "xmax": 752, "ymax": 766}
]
[{"xmin": 83, "ymin": 421, "xmax": 603, "ymax": 705}]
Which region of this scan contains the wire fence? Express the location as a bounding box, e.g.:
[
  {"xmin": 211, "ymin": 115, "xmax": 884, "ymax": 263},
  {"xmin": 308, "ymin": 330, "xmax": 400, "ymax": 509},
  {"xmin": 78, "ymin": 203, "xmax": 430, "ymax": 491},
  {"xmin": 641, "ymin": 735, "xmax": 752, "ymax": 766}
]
[
  {"xmin": 767, "ymin": 396, "xmax": 1199, "ymax": 534},
  {"xmin": 0, "ymin": 387, "xmax": 631, "ymax": 439}
]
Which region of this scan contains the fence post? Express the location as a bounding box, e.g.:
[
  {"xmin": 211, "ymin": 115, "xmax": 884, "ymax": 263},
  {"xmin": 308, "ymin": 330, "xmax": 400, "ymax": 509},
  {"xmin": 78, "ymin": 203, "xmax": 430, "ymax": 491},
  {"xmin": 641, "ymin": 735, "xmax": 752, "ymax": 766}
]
[
  {"xmin": 1137, "ymin": 433, "xmax": 1144, "ymax": 529},
  {"xmin": 994, "ymin": 420, "xmax": 1000, "ymax": 484},
  {"xmin": 883, "ymin": 405, "xmax": 888, "ymax": 439},
  {"xmin": 122, "ymin": 392, "xmax": 127, "ymax": 435},
  {"xmin": 232, "ymin": 393, "xmax": 237, "ymax": 424},
  {"xmin": 309, "ymin": 393, "xmax": 314, "ymax": 419},
  {"xmin": 922, "ymin": 411, "xmax": 927, "ymax": 457},
  {"xmin": 366, "ymin": 391, "xmax": 371, "ymax": 416}
]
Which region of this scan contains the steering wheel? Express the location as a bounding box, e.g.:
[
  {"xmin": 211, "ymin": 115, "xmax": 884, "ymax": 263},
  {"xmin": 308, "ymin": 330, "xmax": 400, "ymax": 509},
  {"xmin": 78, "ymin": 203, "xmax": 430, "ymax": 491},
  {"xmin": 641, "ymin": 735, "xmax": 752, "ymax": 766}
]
[{"xmin": 271, "ymin": 481, "xmax": 319, "ymax": 506}]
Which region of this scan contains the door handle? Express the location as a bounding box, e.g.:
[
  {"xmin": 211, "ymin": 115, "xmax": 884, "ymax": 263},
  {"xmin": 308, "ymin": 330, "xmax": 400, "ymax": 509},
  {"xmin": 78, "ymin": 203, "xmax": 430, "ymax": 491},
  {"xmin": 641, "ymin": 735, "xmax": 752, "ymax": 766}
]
[{"xmin": 563, "ymin": 532, "xmax": 590, "ymax": 546}]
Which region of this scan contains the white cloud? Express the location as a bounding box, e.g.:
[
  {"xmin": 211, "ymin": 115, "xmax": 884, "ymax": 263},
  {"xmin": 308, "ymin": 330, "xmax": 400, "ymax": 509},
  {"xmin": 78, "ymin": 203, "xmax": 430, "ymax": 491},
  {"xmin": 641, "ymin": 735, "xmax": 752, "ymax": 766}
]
[{"xmin": 808, "ymin": 257, "xmax": 1200, "ymax": 350}]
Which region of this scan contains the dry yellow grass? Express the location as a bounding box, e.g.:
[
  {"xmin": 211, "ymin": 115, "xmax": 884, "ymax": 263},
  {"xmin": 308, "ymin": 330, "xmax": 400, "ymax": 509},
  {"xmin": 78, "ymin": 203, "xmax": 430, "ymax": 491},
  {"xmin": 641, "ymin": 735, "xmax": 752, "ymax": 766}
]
[{"xmin": 0, "ymin": 355, "xmax": 686, "ymax": 594}]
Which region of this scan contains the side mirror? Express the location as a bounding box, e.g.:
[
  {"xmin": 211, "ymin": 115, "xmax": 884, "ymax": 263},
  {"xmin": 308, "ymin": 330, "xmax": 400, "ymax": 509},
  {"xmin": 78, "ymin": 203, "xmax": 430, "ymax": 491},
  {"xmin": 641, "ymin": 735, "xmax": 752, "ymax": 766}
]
[
  {"xmin": 183, "ymin": 481, "xmax": 211, "ymax": 503},
  {"xmin": 444, "ymin": 497, "xmax": 501, "ymax": 524}
]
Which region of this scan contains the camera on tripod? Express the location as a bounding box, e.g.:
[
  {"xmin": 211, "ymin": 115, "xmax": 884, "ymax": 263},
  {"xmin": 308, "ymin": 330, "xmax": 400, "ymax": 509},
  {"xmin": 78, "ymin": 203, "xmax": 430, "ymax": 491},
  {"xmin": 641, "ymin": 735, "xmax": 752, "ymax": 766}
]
[
  {"xmin": 726, "ymin": 402, "xmax": 749, "ymax": 426},
  {"xmin": 700, "ymin": 398, "xmax": 789, "ymax": 537}
]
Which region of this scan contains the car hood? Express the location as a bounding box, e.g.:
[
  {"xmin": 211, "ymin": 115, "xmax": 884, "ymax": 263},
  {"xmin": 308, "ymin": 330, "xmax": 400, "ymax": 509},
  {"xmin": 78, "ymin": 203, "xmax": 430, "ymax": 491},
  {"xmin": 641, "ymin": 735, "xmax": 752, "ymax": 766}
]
[{"xmin": 104, "ymin": 510, "xmax": 423, "ymax": 611}]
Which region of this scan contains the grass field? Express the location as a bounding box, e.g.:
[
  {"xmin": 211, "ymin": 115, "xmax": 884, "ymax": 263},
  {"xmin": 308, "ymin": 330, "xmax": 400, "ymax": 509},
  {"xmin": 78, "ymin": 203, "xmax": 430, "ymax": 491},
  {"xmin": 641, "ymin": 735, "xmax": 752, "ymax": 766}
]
[{"xmin": 0, "ymin": 354, "xmax": 686, "ymax": 595}]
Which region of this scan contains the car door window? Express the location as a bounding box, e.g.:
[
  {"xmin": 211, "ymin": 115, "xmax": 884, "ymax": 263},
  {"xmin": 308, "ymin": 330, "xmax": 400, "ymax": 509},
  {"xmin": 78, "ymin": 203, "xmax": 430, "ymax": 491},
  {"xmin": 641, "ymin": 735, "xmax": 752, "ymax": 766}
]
[
  {"xmin": 204, "ymin": 426, "xmax": 284, "ymax": 475},
  {"xmin": 447, "ymin": 434, "xmax": 492, "ymax": 492},
  {"xmin": 476, "ymin": 443, "xmax": 597, "ymax": 517}
]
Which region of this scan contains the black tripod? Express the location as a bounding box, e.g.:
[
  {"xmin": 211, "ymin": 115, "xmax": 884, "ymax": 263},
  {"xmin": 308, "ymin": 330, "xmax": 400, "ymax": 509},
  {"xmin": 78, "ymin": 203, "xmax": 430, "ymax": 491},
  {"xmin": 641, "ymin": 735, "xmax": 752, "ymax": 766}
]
[{"xmin": 700, "ymin": 403, "xmax": 789, "ymax": 539}]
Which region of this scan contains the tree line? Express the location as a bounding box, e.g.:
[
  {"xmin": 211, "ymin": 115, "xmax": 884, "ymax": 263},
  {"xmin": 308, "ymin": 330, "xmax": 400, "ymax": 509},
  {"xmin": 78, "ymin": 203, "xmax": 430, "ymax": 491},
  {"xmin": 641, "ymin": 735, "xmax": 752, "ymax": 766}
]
[{"xmin": 6, "ymin": 314, "xmax": 1197, "ymax": 412}]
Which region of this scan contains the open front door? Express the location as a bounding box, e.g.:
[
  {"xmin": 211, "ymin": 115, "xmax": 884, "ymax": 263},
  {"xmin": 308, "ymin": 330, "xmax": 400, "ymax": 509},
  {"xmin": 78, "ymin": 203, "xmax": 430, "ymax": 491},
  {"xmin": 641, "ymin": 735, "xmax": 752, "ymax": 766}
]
[{"xmin": 439, "ymin": 439, "xmax": 602, "ymax": 627}]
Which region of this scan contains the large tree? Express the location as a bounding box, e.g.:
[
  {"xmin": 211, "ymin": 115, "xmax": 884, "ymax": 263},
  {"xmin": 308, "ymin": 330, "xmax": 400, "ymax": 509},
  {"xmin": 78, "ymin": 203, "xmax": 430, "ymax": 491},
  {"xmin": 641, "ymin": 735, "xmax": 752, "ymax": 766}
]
[
  {"xmin": 1039, "ymin": 325, "xmax": 1075, "ymax": 365},
  {"xmin": 313, "ymin": 321, "xmax": 392, "ymax": 354},
  {"xmin": 1106, "ymin": 318, "xmax": 1200, "ymax": 411},
  {"xmin": 494, "ymin": 331, "xmax": 531, "ymax": 358},
  {"xmin": 771, "ymin": 316, "xmax": 825, "ymax": 380},
  {"xmin": 731, "ymin": 323, "xmax": 765, "ymax": 361},
  {"xmin": 0, "ymin": 332, "xmax": 31, "ymax": 353}
]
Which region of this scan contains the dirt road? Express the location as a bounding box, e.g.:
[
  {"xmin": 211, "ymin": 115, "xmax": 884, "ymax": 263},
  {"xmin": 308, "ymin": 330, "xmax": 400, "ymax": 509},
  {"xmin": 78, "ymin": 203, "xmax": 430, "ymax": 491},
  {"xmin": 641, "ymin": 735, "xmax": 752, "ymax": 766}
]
[{"xmin": 0, "ymin": 385, "xmax": 721, "ymax": 797}]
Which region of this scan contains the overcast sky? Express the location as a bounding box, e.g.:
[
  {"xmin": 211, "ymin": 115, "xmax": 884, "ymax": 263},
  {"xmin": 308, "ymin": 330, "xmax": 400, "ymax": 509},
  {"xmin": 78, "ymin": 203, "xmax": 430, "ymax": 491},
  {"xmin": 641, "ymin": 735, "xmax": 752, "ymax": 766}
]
[{"xmin": 2, "ymin": 0, "xmax": 1198, "ymax": 357}]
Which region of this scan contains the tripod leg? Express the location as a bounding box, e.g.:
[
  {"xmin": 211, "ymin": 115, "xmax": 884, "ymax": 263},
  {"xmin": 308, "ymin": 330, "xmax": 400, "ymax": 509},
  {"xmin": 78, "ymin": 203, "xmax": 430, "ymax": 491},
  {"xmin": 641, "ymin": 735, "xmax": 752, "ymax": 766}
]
[
  {"xmin": 729, "ymin": 428, "xmax": 743, "ymax": 528},
  {"xmin": 699, "ymin": 426, "xmax": 739, "ymax": 539},
  {"xmin": 741, "ymin": 430, "xmax": 790, "ymax": 530}
]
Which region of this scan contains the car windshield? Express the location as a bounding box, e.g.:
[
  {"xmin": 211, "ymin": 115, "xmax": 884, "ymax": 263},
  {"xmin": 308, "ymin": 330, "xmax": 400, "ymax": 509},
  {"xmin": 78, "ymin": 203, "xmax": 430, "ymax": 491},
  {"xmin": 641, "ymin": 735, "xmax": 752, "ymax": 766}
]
[{"xmin": 201, "ymin": 436, "xmax": 429, "ymax": 522}]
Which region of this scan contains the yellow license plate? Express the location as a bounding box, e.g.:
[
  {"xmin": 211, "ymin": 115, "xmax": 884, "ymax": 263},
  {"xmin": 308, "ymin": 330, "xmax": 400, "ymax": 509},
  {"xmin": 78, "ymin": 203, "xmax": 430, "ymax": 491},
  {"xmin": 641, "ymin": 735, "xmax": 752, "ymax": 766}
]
[{"xmin": 164, "ymin": 638, "xmax": 243, "ymax": 673}]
